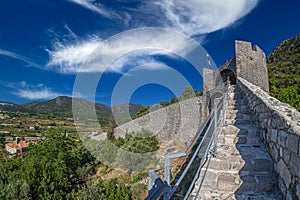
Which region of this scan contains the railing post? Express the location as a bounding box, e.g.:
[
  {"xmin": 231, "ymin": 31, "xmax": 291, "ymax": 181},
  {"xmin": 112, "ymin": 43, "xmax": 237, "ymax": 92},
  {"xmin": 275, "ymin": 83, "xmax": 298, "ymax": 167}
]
[
  {"xmin": 148, "ymin": 170, "xmax": 155, "ymax": 191},
  {"xmin": 164, "ymin": 157, "xmax": 171, "ymax": 185},
  {"xmin": 146, "ymin": 171, "xmax": 171, "ymax": 200},
  {"xmin": 213, "ymin": 109, "xmax": 218, "ymax": 157}
]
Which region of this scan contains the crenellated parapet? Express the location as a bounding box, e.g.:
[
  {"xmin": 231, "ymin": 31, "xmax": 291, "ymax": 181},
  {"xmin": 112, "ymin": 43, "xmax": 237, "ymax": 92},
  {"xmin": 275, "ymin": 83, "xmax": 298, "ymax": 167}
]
[{"xmin": 235, "ymin": 41, "xmax": 269, "ymax": 93}]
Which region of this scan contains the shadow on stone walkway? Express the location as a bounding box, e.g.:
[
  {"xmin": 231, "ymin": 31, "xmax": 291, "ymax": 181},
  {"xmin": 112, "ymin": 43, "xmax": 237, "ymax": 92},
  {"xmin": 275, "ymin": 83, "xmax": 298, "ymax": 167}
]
[{"xmin": 189, "ymin": 85, "xmax": 281, "ymax": 199}]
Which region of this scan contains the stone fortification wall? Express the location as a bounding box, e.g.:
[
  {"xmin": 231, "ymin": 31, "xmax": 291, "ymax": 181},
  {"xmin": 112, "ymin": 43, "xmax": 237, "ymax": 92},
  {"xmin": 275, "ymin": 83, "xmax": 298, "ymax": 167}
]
[
  {"xmin": 237, "ymin": 77, "xmax": 300, "ymax": 199},
  {"xmin": 235, "ymin": 41, "xmax": 269, "ymax": 93},
  {"xmin": 114, "ymin": 97, "xmax": 203, "ymax": 145}
]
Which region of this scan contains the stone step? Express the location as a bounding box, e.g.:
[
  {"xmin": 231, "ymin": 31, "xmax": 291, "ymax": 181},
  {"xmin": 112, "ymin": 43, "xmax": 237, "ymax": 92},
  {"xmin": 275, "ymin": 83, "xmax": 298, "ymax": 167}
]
[
  {"xmin": 205, "ymin": 158, "xmax": 244, "ymax": 172},
  {"xmin": 235, "ymin": 194, "xmax": 280, "ymax": 200},
  {"xmin": 226, "ymin": 109, "xmax": 251, "ymax": 115},
  {"xmin": 227, "ymin": 104, "xmax": 246, "ymax": 109},
  {"xmin": 228, "ymin": 94, "xmax": 243, "ymax": 100},
  {"xmin": 194, "ymin": 170, "xmax": 277, "ymax": 197},
  {"xmin": 228, "ymin": 97, "xmax": 243, "ymax": 101},
  {"xmin": 236, "ymin": 174, "xmax": 277, "ymax": 194},
  {"xmin": 218, "ymin": 135, "xmax": 260, "ymax": 146},
  {"xmin": 227, "ymin": 103, "xmax": 247, "ymax": 108},
  {"xmin": 226, "ymin": 105, "xmax": 248, "ymax": 111},
  {"xmin": 227, "ymin": 101, "xmax": 245, "ymax": 107},
  {"xmin": 226, "ymin": 113, "xmax": 251, "ymax": 120},
  {"xmin": 224, "ymin": 119, "xmax": 252, "ymax": 125},
  {"xmin": 189, "ymin": 85, "xmax": 279, "ymax": 199},
  {"xmin": 227, "ymin": 102, "xmax": 245, "ymax": 107},
  {"xmin": 215, "ymin": 145, "xmax": 258, "ymax": 159},
  {"xmin": 190, "ymin": 192, "xmax": 279, "ymax": 200},
  {"xmin": 221, "ymin": 125, "xmax": 257, "ymax": 137},
  {"xmin": 227, "ymin": 99, "xmax": 245, "ymax": 104},
  {"xmin": 211, "ymin": 146, "xmax": 274, "ymax": 172}
]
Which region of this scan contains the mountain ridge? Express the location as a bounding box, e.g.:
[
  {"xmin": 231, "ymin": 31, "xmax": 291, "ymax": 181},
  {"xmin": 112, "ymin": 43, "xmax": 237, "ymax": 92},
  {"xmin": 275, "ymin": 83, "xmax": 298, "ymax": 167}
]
[{"xmin": 0, "ymin": 96, "xmax": 143, "ymax": 127}]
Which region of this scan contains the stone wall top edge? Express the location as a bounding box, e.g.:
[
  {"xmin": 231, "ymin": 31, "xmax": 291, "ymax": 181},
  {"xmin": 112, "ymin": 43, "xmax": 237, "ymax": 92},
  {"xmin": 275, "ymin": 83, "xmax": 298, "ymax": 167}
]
[
  {"xmin": 237, "ymin": 77, "xmax": 300, "ymax": 135},
  {"xmin": 117, "ymin": 96, "xmax": 202, "ymax": 127}
]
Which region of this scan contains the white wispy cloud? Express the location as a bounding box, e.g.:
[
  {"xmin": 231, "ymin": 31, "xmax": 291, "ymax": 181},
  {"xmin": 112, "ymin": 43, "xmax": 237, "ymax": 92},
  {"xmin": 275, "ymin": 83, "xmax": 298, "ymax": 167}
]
[
  {"xmin": 15, "ymin": 88, "xmax": 63, "ymax": 100},
  {"xmin": 46, "ymin": 29, "xmax": 193, "ymax": 74},
  {"xmin": 12, "ymin": 81, "xmax": 65, "ymax": 100},
  {"xmin": 66, "ymin": 0, "xmax": 118, "ymax": 19},
  {"xmin": 46, "ymin": 37, "xmax": 101, "ymax": 73},
  {"xmin": 154, "ymin": 0, "xmax": 259, "ymax": 36},
  {"xmin": 46, "ymin": 0, "xmax": 259, "ymax": 74},
  {"xmin": 0, "ymin": 49, "xmax": 40, "ymax": 68},
  {"xmin": 0, "ymin": 80, "xmax": 87, "ymax": 100},
  {"xmin": 67, "ymin": 0, "xmax": 259, "ymax": 36}
]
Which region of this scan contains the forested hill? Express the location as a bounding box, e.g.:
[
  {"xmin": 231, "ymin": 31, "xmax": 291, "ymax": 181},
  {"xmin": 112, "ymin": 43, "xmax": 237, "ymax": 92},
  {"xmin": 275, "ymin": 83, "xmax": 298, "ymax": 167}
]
[
  {"xmin": 267, "ymin": 34, "xmax": 300, "ymax": 111},
  {"xmin": 0, "ymin": 96, "xmax": 142, "ymax": 127}
]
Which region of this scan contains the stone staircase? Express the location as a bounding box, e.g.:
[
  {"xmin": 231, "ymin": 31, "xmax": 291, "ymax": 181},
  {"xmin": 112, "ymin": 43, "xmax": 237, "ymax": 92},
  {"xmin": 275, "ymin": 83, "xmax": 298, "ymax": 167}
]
[{"xmin": 189, "ymin": 85, "xmax": 280, "ymax": 200}]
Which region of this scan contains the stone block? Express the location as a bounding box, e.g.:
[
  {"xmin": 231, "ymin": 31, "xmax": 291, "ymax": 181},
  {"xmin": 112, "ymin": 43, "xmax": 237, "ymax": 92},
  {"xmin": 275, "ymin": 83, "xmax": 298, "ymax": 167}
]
[
  {"xmin": 268, "ymin": 118, "xmax": 272, "ymax": 127},
  {"xmin": 269, "ymin": 128, "xmax": 278, "ymax": 143},
  {"xmin": 217, "ymin": 173, "xmax": 240, "ymax": 191},
  {"xmin": 280, "ymin": 146, "xmax": 283, "ymax": 158},
  {"xmin": 278, "ymin": 177, "xmax": 286, "ymax": 196},
  {"xmin": 278, "ymin": 119, "xmax": 288, "ymax": 129},
  {"xmin": 271, "ymin": 118, "xmax": 278, "ymax": 128},
  {"xmin": 237, "ymin": 136, "xmax": 247, "ymax": 144},
  {"xmin": 290, "ymin": 153, "xmax": 300, "ymax": 177},
  {"xmin": 286, "ymin": 133, "xmax": 299, "ymax": 154},
  {"xmin": 262, "ymin": 118, "xmax": 268, "ymax": 129},
  {"xmin": 236, "ymin": 175, "xmax": 256, "ymax": 193},
  {"xmin": 272, "ymin": 148, "xmax": 279, "ymax": 162},
  {"xmin": 296, "ymin": 184, "xmax": 300, "ymax": 199},
  {"xmin": 209, "ymin": 159, "xmax": 229, "ymax": 171},
  {"xmin": 286, "ymin": 191, "xmax": 293, "ymax": 200},
  {"xmin": 253, "ymin": 159, "xmax": 272, "ymax": 172},
  {"xmin": 260, "ymin": 103, "xmax": 268, "ymax": 113},
  {"xmin": 277, "ymin": 159, "xmax": 291, "ymax": 189},
  {"xmin": 255, "ymin": 174, "xmax": 276, "ymax": 193},
  {"xmin": 278, "ymin": 131, "xmax": 287, "ymax": 147},
  {"xmin": 283, "ymin": 149, "xmax": 291, "ymax": 164},
  {"xmin": 202, "ymin": 170, "xmax": 217, "ymax": 188}
]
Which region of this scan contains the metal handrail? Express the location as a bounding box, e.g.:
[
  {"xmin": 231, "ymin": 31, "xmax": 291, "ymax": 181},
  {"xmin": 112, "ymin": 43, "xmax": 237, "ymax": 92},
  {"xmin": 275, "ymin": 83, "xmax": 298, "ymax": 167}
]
[
  {"xmin": 184, "ymin": 110, "xmax": 214, "ymax": 153},
  {"xmin": 183, "ymin": 98, "xmax": 225, "ymax": 200},
  {"xmin": 146, "ymin": 79, "xmax": 230, "ymax": 200}
]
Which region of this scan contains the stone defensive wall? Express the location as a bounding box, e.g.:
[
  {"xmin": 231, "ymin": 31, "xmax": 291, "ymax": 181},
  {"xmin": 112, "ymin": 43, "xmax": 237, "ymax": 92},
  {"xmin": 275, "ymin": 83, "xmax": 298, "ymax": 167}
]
[
  {"xmin": 114, "ymin": 96, "xmax": 203, "ymax": 146},
  {"xmin": 238, "ymin": 77, "xmax": 300, "ymax": 199}
]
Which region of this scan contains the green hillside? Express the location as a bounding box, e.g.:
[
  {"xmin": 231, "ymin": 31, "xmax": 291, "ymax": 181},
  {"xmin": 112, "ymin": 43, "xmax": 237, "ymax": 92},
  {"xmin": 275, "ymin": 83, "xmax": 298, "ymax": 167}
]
[
  {"xmin": 23, "ymin": 96, "xmax": 111, "ymax": 119},
  {"xmin": 0, "ymin": 97, "xmax": 142, "ymax": 128},
  {"xmin": 267, "ymin": 34, "xmax": 300, "ymax": 110}
]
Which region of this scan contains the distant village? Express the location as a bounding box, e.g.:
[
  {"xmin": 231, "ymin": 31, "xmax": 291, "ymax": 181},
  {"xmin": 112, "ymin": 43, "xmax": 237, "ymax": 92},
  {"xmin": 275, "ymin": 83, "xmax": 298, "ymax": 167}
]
[
  {"xmin": 0, "ymin": 109, "xmax": 76, "ymax": 158},
  {"xmin": 4, "ymin": 135, "xmax": 40, "ymax": 156},
  {"xmin": 1, "ymin": 125, "xmax": 41, "ymax": 158}
]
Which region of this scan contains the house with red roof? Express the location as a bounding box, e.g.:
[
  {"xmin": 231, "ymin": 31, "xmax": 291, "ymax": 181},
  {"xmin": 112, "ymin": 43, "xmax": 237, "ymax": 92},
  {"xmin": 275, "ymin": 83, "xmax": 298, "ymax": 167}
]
[
  {"xmin": 5, "ymin": 141, "xmax": 29, "ymax": 154},
  {"xmin": 4, "ymin": 135, "xmax": 14, "ymax": 141}
]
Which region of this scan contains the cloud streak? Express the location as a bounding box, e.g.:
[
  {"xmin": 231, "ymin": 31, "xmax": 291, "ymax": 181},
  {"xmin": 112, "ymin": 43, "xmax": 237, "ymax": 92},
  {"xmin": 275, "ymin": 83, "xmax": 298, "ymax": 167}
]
[
  {"xmin": 46, "ymin": 29, "xmax": 192, "ymax": 74},
  {"xmin": 66, "ymin": 0, "xmax": 259, "ymax": 36},
  {"xmin": 46, "ymin": 37, "xmax": 101, "ymax": 73},
  {"xmin": 0, "ymin": 49, "xmax": 40, "ymax": 68},
  {"xmin": 154, "ymin": 0, "xmax": 259, "ymax": 36},
  {"xmin": 11, "ymin": 82, "xmax": 65, "ymax": 100},
  {"xmin": 66, "ymin": 0, "xmax": 119, "ymax": 19},
  {"xmin": 47, "ymin": 0, "xmax": 259, "ymax": 74}
]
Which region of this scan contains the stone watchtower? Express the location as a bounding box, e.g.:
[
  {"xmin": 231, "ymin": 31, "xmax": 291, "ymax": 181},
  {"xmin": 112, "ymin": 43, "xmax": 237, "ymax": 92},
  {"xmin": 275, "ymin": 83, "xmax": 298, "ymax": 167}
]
[
  {"xmin": 235, "ymin": 40, "xmax": 269, "ymax": 93},
  {"xmin": 202, "ymin": 40, "xmax": 270, "ymax": 119}
]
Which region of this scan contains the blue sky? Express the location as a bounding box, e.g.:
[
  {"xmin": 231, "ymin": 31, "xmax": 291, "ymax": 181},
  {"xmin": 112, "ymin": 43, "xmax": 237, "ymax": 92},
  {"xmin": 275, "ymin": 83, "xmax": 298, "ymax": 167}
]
[{"xmin": 0, "ymin": 0, "xmax": 299, "ymax": 106}]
